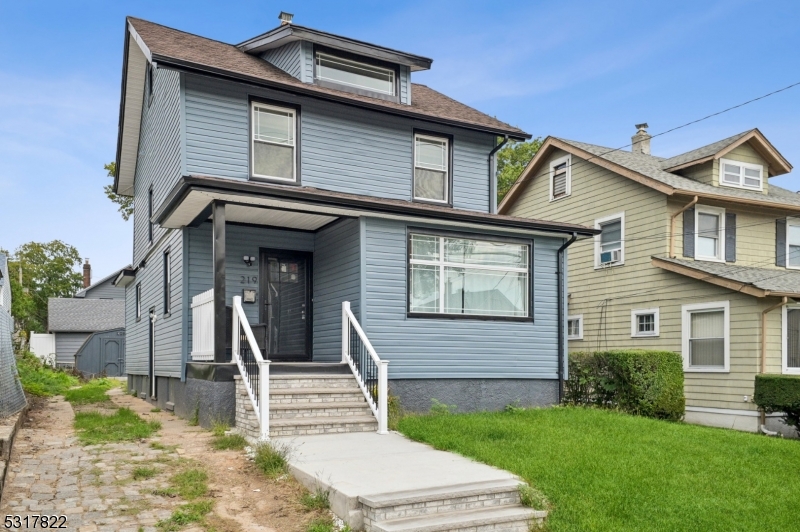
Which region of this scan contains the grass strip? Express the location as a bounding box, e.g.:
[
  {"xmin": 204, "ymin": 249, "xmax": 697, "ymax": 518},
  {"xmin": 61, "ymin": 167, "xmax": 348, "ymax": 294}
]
[
  {"xmin": 64, "ymin": 378, "xmax": 114, "ymax": 404},
  {"xmin": 74, "ymin": 407, "xmax": 161, "ymax": 444}
]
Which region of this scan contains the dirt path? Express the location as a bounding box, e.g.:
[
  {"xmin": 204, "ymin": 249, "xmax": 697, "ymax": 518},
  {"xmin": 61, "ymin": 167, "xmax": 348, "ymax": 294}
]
[{"xmin": 0, "ymin": 389, "xmax": 328, "ymax": 532}]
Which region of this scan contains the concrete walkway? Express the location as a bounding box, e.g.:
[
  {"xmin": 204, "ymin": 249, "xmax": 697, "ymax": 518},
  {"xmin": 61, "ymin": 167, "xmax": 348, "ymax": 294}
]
[{"xmin": 277, "ymin": 431, "xmax": 541, "ymax": 531}]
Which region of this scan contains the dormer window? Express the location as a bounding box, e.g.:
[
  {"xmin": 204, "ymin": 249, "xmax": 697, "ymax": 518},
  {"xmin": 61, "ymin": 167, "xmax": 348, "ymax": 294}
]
[
  {"xmin": 314, "ymin": 51, "xmax": 397, "ymax": 99},
  {"xmin": 720, "ymin": 158, "xmax": 762, "ymax": 190}
]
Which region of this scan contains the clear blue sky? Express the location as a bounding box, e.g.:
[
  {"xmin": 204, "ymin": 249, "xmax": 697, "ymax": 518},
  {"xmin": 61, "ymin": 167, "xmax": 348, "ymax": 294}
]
[{"xmin": 1, "ymin": 0, "xmax": 798, "ymax": 280}]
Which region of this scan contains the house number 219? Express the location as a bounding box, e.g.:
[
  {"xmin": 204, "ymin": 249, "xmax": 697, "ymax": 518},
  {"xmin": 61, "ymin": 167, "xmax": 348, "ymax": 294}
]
[{"xmin": 240, "ymin": 276, "xmax": 257, "ymax": 285}]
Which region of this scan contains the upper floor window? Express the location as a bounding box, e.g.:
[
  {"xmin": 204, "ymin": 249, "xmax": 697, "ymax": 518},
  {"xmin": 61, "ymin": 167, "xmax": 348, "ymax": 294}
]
[
  {"xmin": 315, "ymin": 52, "xmax": 395, "ymax": 96},
  {"xmin": 787, "ymin": 218, "xmax": 800, "ymax": 269},
  {"xmin": 408, "ymin": 233, "xmax": 529, "ymax": 319},
  {"xmin": 163, "ymin": 250, "xmax": 171, "ymax": 315},
  {"xmin": 720, "ymin": 158, "xmax": 762, "ymax": 190},
  {"xmin": 413, "ymin": 134, "xmax": 450, "ymax": 204},
  {"xmin": 147, "ymin": 186, "xmax": 154, "ymax": 243},
  {"xmin": 550, "ymin": 155, "xmax": 571, "ymax": 201},
  {"xmin": 695, "ymin": 205, "xmax": 725, "ymax": 262},
  {"xmin": 251, "ymin": 102, "xmax": 297, "ymax": 182},
  {"xmin": 135, "ymin": 283, "xmax": 142, "ymax": 321},
  {"xmin": 595, "ymin": 212, "xmax": 624, "ymax": 268}
]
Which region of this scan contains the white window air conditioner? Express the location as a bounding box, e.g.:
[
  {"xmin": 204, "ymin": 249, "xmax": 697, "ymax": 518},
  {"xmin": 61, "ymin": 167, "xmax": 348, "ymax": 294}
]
[{"xmin": 600, "ymin": 249, "xmax": 621, "ymax": 265}]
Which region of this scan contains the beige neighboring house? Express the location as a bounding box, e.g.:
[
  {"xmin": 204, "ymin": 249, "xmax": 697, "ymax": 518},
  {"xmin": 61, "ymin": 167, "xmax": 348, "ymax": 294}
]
[{"xmin": 500, "ymin": 125, "xmax": 800, "ymax": 432}]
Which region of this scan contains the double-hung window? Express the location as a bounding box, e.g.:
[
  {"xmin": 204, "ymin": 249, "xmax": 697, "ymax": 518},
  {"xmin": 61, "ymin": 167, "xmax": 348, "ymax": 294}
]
[
  {"xmin": 595, "ymin": 212, "xmax": 624, "ymax": 267},
  {"xmin": 695, "ymin": 206, "xmax": 725, "ymax": 262},
  {"xmin": 682, "ymin": 301, "xmax": 729, "ymax": 372},
  {"xmin": 163, "ymin": 250, "xmax": 171, "ymax": 315},
  {"xmin": 414, "ymin": 134, "xmax": 449, "ymax": 204},
  {"xmin": 720, "ymin": 158, "xmax": 763, "ymax": 190},
  {"xmin": 631, "ymin": 308, "xmax": 659, "ymax": 337},
  {"xmin": 783, "ymin": 306, "xmax": 800, "ymax": 374},
  {"xmin": 567, "ymin": 315, "xmax": 583, "ymax": 340},
  {"xmin": 550, "ymin": 155, "xmax": 571, "ymax": 200},
  {"xmin": 315, "ymin": 52, "xmax": 395, "ymax": 96},
  {"xmin": 787, "ymin": 218, "xmax": 800, "ymax": 269},
  {"xmin": 409, "ymin": 233, "xmax": 530, "ymax": 318},
  {"xmin": 251, "ymin": 102, "xmax": 297, "ymax": 182}
]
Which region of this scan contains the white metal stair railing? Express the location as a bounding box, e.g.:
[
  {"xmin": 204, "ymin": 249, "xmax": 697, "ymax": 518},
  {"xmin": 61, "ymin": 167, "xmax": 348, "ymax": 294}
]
[
  {"xmin": 342, "ymin": 301, "xmax": 389, "ymax": 434},
  {"xmin": 232, "ymin": 295, "xmax": 270, "ymax": 440}
]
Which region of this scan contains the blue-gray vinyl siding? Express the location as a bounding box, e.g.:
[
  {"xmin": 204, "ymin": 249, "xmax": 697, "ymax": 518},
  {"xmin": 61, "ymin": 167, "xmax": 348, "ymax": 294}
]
[
  {"xmin": 399, "ymin": 65, "xmax": 410, "ymax": 105},
  {"xmin": 260, "ymin": 42, "xmax": 303, "ymax": 79},
  {"xmin": 185, "ymin": 223, "xmax": 315, "ymax": 355},
  {"xmin": 183, "ymin": 73, "xmax": 492, "ymax": 211},
  {"xmin": 81, "ymin": 277, "xmax": 125, "ymax": 300},
  {"xmin": 55, "ymin": 332, "xmax": 91, "ymax": 366},
  {"xmin": 362, "ymin": 217, "xmax": 561, "ymax": 380},
  {"xmin": 312, "ymin": 219, "xmax": 361, "ymax": 361}
]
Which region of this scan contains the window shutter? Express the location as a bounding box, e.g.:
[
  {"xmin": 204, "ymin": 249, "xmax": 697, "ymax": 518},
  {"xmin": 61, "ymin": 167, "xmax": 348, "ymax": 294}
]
[
  {"xmin": 776, "ymin": 218, "xmax": 787, "ymax": 267},
  {"xmin": 725, "ymin": 213, "xmax": 736, "ymax": 262},
  {"xmin": 683, "ymin": 207, "xmax": 695, "ymax": 258}
]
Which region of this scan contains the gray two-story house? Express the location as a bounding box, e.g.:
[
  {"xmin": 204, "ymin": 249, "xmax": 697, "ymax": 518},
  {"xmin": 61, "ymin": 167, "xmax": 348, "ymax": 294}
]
[{"xmin": 112, "ymin": 14, "xmax": 595, "ymax": 435}]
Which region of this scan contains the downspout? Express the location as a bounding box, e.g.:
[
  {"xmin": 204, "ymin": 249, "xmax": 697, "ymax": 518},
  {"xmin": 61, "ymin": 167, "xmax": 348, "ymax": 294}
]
[
  {"xmin": 759, "ymin": 296, "xmax": 788, "ymax": 433},
  {"xmin": 489, "ymin": 135, "xmax": 510, "ymax": 214},
  {"xmin": 557, "ymin": 232, "xmax": 578, "ymax": 403},
  {"xmin": 669, "ymin": 196, "xmax": 698, "ymax": 258}
]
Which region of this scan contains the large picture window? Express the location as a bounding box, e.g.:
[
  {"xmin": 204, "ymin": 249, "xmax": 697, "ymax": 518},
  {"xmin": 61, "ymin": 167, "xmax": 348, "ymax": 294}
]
[
  {"xmin": 251, "ymin": 102, "xmax": 296, "ymax": 182},
  {"xmin": 409, "ymin": 233, "xmax": 530, "ymax": 318},
  {"xmin": 414, "ymin": 134, "xmax": 450, "ymax": 204}
]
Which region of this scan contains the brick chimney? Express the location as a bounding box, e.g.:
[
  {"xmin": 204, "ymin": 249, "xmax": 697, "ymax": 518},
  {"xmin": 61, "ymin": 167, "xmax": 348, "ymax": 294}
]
[
  {"xmin": 83, "ymin": 258, "xmax": 91, "ymax": 288},
  {"xmin": 631, "ymin": 123, "xmax": 651, "ymax": 155}
]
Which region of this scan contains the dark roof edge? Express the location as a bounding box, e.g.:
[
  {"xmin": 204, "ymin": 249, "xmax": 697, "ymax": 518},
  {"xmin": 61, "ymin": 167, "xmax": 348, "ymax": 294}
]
[
  {"xmin": 113, "ymin": 19, "xmax": 132, "ymax": 194},
  {"xmin": 155, "ymin": 175, "xmax": 597, "ymax": 237},
  {"xmin": 152, "ymin": 55, "xmax": 530, "ymax": 140},
  {"xmin": 237, "ymin": 24, "xmax": 433, "ymax": 70}
]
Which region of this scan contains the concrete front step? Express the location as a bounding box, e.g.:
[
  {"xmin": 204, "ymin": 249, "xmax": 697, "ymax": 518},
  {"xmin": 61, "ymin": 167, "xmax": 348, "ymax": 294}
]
[
  {"xmin": 270, "ymin": 402, "xmax": 374, "ymax": 420},
  {"xmin": 269, "ymin": 374, "xmax": 361, "ymax": 389},
  {"xmin": 269, "ymin": 415, "xmax": 378, "ymax": 437},
  {"xmin": 369, "ymin": 505, "xmax": 542, "ymax": 532},
  {"xmin": 359, "ymin": 479, "xmax": 524, "ymax": 523}
]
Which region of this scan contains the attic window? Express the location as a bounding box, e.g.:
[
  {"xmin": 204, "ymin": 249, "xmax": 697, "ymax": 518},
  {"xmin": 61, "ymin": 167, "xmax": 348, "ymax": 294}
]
[
  {"xmin": 720, "ymin": 158, "xmax": 762, "ymax": 190},
  {"xmin": 315, "ymin": 52, "xmax": 395, "ymax": 96}
]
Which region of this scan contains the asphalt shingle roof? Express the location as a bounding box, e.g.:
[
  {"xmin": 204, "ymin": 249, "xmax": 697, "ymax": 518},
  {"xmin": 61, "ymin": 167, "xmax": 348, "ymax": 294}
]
[
  {"xmin": 48, "ymin": 298, "xmax": 125, "ymax": 332},
  {"xmin": 555, "ymin": 137, "xmax": 800, "ymax": 209},
  {"xmin": 128, "ymin": 17, "xmax": 528, "ymax": 138},
  {"xmin": 659, "ymin": 131, "xmax": 752, "ymax": 169},
  {"xmin": 656, "ymin": 257, "xmax": 800, "ymax": 296}
]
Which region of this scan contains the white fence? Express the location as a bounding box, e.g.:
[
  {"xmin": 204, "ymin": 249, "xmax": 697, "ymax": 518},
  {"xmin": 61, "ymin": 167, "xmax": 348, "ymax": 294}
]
[
  {"xmin": 191, "ymin": 289, "xmax": 214, "ymax": 361},
  {"xmin": 30, "ymin": 333, "xmax": 56, "ymax": 367}
]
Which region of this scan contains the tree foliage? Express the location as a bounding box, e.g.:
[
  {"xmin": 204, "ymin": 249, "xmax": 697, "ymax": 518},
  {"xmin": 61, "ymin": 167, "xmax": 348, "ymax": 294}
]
[
  {"xmin": 103, "ymin": 161, "xmax": 134, "ymax": 221},
  {"xmin": 2, "ymin": 241, "xmax": 83, "ymax": 334},
  {"xmin": 496, "ymin": 138, "xmax": 543, "ymax": 203}
]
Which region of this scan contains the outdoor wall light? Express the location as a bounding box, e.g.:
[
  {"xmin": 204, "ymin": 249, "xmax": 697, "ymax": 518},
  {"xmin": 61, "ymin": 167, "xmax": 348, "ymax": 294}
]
[{"xmin": 243, "ymin": 255, "xmax": 256, "ymax": 267}]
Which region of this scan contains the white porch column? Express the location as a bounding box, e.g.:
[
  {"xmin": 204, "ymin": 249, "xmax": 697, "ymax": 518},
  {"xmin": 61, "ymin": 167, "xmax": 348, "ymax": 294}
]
[{"xmin": 341, "ymin": 301, "xmax": 350, "ymax": 364}]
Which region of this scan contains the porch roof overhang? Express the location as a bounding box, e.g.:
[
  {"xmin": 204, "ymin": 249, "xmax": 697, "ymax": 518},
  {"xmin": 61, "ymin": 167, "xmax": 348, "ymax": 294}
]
[{"xmin": 154, "ymin": 175, "xmax": 599, "ymax": 239}]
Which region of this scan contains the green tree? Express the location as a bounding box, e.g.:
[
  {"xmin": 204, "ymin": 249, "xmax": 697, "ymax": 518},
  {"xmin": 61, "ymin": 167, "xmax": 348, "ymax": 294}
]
[
  {"xmin": 103, "ymin": 161, "xmax": 134, "ymax": 221},
  {"xmin": 3, "ymin": 241, "xmax": 83, "ymax": 334},
  {"xmin": 496, "ymin": 137, "xmax": 543, "ymax": 203}
]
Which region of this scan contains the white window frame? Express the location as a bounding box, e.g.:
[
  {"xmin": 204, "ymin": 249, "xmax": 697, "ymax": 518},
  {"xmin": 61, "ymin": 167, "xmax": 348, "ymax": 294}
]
[
  {"xmin": 631, "ymin": 308, "xmax": 660, "ymax": 338},
  {"xmin": 413, "ymin": 133, "xmax": 450, "ymax": 204},
  {"xmin": 594, "ymin": 211, "xmax": 625, "ymax": 269},
  {"xmin": 681, "ymin": 301, "xmax": 730, "ymax": 373},
  {"xmin": 782, "ymin": 304, "xmax": 800, "ymax": 375},
  {"xmin": 549, "ymin": 154, "xmax": 572, "ymax": 202},
  {"xmin": 251, "ymin": 102, "xmax": 297, "ymax": 182},
  {"xmin": 719, "ymin": 157, "xmax": 763, "ymax": 191},
  {"xmin": 408, "ymin": 233, "xmax": 530, "ymax": 318},
  {"xmin": 135, "ymin": 283, "xmax": 142, "ymax": 321},
  {"xmin": 694, "ymin": 205, "xmax": 726, "ymax": 263},
  {"xmin": 315, "ymin": 52, "xmax": 396, "ymax": 96},
  {"xmin": 786, "ymin": 217, "xmax": 800, "ymax": 270},
  {"xmin": 567, "ymin": 314, "xmax": 583, "ymax": 340}
]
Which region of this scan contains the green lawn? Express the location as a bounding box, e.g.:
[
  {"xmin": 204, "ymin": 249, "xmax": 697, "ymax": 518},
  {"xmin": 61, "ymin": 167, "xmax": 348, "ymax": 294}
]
[{"xmin": 398, "ymin": 407, "xmax": 800, "ymax": 532}]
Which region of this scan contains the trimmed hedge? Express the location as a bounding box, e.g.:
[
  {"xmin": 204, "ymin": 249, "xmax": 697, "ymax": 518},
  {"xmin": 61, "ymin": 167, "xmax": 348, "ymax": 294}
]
[
  {"xmin": 565, "ymin": 350, "xmax": 685, "ymax": 421},
  {"xmin": 754, "ymin": 374, "xmax": 800, "ymax": 434}
]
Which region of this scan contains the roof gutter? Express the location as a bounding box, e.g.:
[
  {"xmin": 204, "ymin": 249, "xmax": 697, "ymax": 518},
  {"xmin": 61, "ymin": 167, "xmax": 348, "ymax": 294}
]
[
  {"xmin": 557, "ymin": 232, "xmax": 578, "ymax": 403},
  {"xmin": 670, "ymin": 196, "xmax": 698, "ymax": 258},
  {"xmin": 489, "ymin": 135, "xmax": 509, "ymax": 214}
]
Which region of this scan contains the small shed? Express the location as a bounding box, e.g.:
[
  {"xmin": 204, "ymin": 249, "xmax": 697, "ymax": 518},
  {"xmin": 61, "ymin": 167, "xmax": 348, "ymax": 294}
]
[{"xmin": 75, "ymin": 328, "xmax": 126, "ymax": 378}]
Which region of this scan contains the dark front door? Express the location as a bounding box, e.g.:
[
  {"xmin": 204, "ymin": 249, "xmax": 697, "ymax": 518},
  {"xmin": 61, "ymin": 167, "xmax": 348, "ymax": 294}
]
[{"xmin": 260, "ymin": 249, "xmax": 312, "ymax": 362}]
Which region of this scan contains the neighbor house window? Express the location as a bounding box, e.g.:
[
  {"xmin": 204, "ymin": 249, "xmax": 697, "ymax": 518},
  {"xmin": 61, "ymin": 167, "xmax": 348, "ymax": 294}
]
[
  {"xmin": 594, "ymin": 212, "xmax": 624, "ymax": 267},
  {"xmin": 147, "ymin": 186, "xmax": 154, "ymax": 243},
  {"xmin": 631, "ymin": 308, "xmax": 659, "ymax": 337},
  {"xmin": 567, "ymin": 315, "xmax": 583, "ymax": 340},
  {"xmin": 414, "ymin": 134, "xmax": 449, "ymax": 204},
  {"xmin": 251, "ymin": 102, "xmax": 296, "ymax": 182},
  {"xmin": 720, "ymin": 158, "xmax": 763, "ymax": 190},
  {"xmin": 136, "ymin": 283, "xmax": 142, "ymax": 321},
  {"xmin": 163, "ymin": 250, "xmax": 171, "ymax": 315},
  {"xmin": 315, "ymin": 52, "xmax": 395, "ymax": 96},
  {"xmin": 682, "ymin": 301, "xmax": 729, "ymax": 372},
  {"xmin": 550, "ymin": 155, "xmax": 571, "ymax": 201},
  {"xmin": 783, "ymin": 306, "xmax": 800, "ymax": 374},
  {"xmin": 787, "ymin": 218, "xmax": 800, "ymax": 269},
  {"xmin": 408, "ymin": 233, "xmax": 529, "ymax": 318},
  {"xmin": 695, "ymin": 205, "xmax": 725, "ymax": 262}
]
